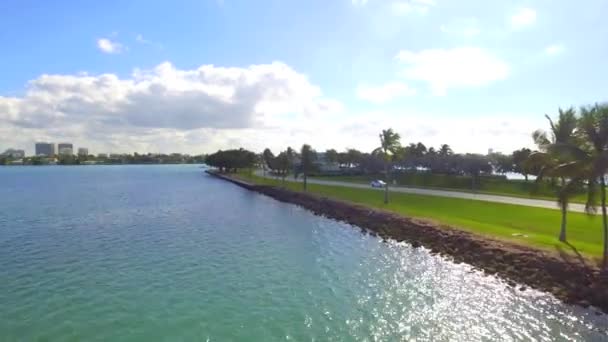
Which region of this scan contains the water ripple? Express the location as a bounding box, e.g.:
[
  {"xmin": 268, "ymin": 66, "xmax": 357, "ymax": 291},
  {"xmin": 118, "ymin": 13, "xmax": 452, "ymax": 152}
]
[{"xmin": 0, "ymin": 165, "xmax": 606, "ymax": 341}]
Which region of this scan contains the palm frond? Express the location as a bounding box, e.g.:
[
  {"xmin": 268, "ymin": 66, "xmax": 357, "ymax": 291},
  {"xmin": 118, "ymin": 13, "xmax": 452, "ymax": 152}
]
[
  {"xmin": 546, "ymin": 142, "xmax": 590, "ymax": 162},
  {"xmin": 532, "ymin": 129, "xmax": 550, "ymax": 148},
  {"xmin": 552, "ymin": 160, "xmax": 589, "ymax": 178}
]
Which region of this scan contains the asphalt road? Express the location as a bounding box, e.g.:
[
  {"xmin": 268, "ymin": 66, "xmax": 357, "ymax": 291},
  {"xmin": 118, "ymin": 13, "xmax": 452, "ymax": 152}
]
[{"xmin": 255, "ymin": 171, "xmax": 588, "ymax": 213}]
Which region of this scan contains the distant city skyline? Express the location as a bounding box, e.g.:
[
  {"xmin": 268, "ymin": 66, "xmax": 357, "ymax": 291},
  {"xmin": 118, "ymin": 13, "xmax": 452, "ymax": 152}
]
[
  {"xmin": 1, "ymin": 1, "xmax": 607, "ymax": 155},
  {"xmin": 3, "ymin": 141, "xmax": 207, "ymax": 158}
]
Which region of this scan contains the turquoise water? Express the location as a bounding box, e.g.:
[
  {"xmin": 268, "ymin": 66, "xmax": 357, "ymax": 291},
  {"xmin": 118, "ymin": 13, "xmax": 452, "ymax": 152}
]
[{"xmin": 0, "ymin": 165, "xmax": 606, "ymax": 341}]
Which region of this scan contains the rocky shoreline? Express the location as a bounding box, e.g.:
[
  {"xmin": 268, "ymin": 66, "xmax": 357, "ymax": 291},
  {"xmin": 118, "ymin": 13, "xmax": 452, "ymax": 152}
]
[{"xmin": 208, "ymin": 171, "xmax": 608, "ymax": 314}]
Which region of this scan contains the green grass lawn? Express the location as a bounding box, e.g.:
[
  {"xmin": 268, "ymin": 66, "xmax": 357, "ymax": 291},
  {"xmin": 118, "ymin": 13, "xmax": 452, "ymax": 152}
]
[
  {"xmin": 312, "ymin": 173, "xmax": 589, "ymax": 204},
  {"xmin": 236, "ymin": 172, "xmax": 604, "ymax": 263}
]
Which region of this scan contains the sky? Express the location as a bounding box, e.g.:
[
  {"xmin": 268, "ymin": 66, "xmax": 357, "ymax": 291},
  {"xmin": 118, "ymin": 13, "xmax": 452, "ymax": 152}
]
[{"xmin": 1, "ymin": 0, "xmax": 607, "ymax": 156}]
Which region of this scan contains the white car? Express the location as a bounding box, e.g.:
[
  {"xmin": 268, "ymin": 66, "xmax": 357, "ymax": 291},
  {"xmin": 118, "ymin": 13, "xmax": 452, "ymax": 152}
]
[{"xmin": 370, "ymin": 180, "xmax": 386, "ymax": 188}]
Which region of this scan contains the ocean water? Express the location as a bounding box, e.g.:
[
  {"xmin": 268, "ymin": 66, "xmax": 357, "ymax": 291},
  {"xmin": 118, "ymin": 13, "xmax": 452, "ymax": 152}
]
[{"xmin": 0, "ymin": 165, "xmax": 606, "ymax": 341}]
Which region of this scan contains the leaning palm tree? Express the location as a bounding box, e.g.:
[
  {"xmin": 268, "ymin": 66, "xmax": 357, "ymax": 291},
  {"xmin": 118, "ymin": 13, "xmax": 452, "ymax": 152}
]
[
  {"xmin": 531, "ymin": 108, "xmax": 581, "ymax": 242},
  {"xmin": 374, "ymin": 129, "xmax": 401, "ymax": 204}
]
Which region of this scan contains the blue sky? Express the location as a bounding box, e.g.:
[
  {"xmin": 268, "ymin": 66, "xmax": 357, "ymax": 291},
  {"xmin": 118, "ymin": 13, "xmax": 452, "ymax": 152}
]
[{"xmin": 1, "ymin": 0, "xmax": 607, "ymax": 155}]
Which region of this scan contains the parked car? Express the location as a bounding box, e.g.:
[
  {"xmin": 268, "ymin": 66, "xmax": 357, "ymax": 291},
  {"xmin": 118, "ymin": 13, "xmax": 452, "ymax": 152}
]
[{"xmin": 370, "ymin": 180, "xmax": 386, "ymax": 188}]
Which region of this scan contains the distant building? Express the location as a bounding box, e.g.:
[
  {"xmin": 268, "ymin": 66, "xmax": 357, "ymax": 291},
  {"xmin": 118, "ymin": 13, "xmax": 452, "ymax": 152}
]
[
  {"xmin": 315, "ymin": 152, "xmax": 341, "ymax": 173},
  {"xmin": 58, "ymin": 143, "xmax": 73, "ymax": 156},
  {"xmin": 2, "ymin": 148, "xmax": 25, "ymax": 159},
  {"xmin": 35, "ymin": 142, "xmax": 55, "ymax": 156},
  {"xmin": 97, "ymin": 153, "xmax": 108, "ymax": 158},
  {"xmin": 58, "ymin": 147, "xmax": 73, "ymax": 155},
  {"xmin": 77, "ymin": 148, "xmax": 88, "ymax": 156}
]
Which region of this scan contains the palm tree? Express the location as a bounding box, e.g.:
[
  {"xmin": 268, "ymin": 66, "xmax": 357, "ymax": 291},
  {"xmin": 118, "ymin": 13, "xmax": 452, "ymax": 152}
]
[
  {"xmin": 374, "ymin": 129, "xmax": 401, "ymax": 204},
  {"xmin": 300, "ymin": 144, "xmax": 316, "ymax": 191},
  {"xmin": 439, "ymin": 144, "xmax": 453, "ymax": 157},
  {"xmin": 528, "ymin": 151, "xmax": 586, "ymax": 242},
  {"xmin": 530, "ymin": 108, "xmax": 582, "ymax": 242},
  {"xmin": 346, "ymin": 148, "xmax": 363, "ymax": 169},
  {"xmin": 578, "ymin": 104, "xmax": 608, "ymax": 270},
  {"xmin": 324, "ymin": 149, "xmax": 339, "ymax": 164}
]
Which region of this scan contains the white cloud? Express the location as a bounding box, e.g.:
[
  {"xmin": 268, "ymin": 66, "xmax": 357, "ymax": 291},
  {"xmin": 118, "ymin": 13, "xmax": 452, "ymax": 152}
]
[
  {"xmin": 440, "ymin": 18, "xmax": 481, "ymax": 37},
  {"xmin": 356, "ymin": 82, "xmax": 416, "ymax": 103},
  {"xmin": 352, "ymin": 0, "xmax": 368, "ymax": 6},
  {"xmin": 391, "ymin": 0, "xmax": 435, "ymax": 15},
  {"xmin": 396, "ymin": 47, "xmax": 509, "ymax": 95},
  {"xmin": 510, "ymin": 8, "xmax": 536, "ymax": 30},
  {"xmin": 0, "ymin": 62, "xmax": 342, "ymax": 154},
  {"xmin": 335, "ymin": 112, "xmax": 542, "ymax": 155},
  {"xmin": 353, "ymin": 0, "xmax": 434, "ymax": 14},
  {"xmin": 544, "ymin": 44, "xmax": 564, "ymax": 56},
  {"xmin": 135, "ymin": 34, "xmax": 149, "ymax": 44},
  {"xmin": 97, "ymin": 38, "xmax": 123, "ymax": 54},
  {"xmin": 135, "ymin": 34, "xmax": 163, "ymax": 49}
]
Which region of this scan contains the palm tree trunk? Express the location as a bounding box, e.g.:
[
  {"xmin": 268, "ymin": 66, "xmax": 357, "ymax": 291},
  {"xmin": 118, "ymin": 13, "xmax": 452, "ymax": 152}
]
[
  {"xmin": 559, "ymin": 201, "xmax": 567, "ymax": 242},
  {"xmin": 384, "ymin": 160, "xmax": 389, "ymax": 204},
  {"xmin": 601, "ymin": 176, "xmax": 608, "ymax": 271}
]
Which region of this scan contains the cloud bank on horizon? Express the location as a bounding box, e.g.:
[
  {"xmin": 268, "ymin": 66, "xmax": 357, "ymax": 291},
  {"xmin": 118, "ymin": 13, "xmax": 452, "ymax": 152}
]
[{"xmin": 0, "ymin": 0, "xmax": 606, "ymax": 155}]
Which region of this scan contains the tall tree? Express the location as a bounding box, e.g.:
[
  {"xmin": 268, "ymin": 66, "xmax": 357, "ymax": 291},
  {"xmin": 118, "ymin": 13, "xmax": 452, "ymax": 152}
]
[
  {"xmin": 531, "ymin": 108, "xmax": 583, "ymax": 242},
  {"xmin": 324, "ymin": 149, "xmax": 339, "ymax": 164},
  {"xmin": 263, "ymin": 148, "xmax": 276, "ymax": 177},
  {"xmin": 489, "ymin": 152, "xmax": 514, "ymax": 174},
  {"xmin": 512, "ymin": 148, "xmax": 533, "ymax": 181},
  {"xmin": 578, "ymin": 104, "xmax": 608, "ymax": 271},
  {"xmin": 277, "ymin": 147, "xmax": 295, "ymax": 187},
  {"xmin": 346, "ymin": 148, "xmax": 363, "ymax": 169},
  {"xmin": 458, "ymin": 154, "xmax": 492, "ymax": 192},
  {"xmin": 439, "ymin": 144, "xmax": 453, "ymax": 157},
  {"xmin": 300, "ymin": 144, "xmax": 317, "ymax": 191},
  {"xmin": 374, "ymin": 129, "xmax": 402, "ymax": 204},
  {"xmin": 275, "ymin": 152, "xmax": 290, "ymax": 187}
]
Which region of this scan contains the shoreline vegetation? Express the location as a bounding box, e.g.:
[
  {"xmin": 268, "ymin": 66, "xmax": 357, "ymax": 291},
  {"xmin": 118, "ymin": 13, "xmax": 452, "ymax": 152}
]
[{"xmin": 207, "ymin": 170, "xmax": 608, "ymax": 314}]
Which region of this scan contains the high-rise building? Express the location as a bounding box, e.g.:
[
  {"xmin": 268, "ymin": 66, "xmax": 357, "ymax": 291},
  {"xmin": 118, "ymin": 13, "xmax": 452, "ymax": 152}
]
[
  {"xmin": 77, "ymin": 148, "xmax": 88, "ymax": 156},
  {"xmin": 58, "ymin": 143, "xmax": 73, "ymax": 156},
  {"xmin": 35, "ymin": 142, "xmax": 55, "ymax": 156}
]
